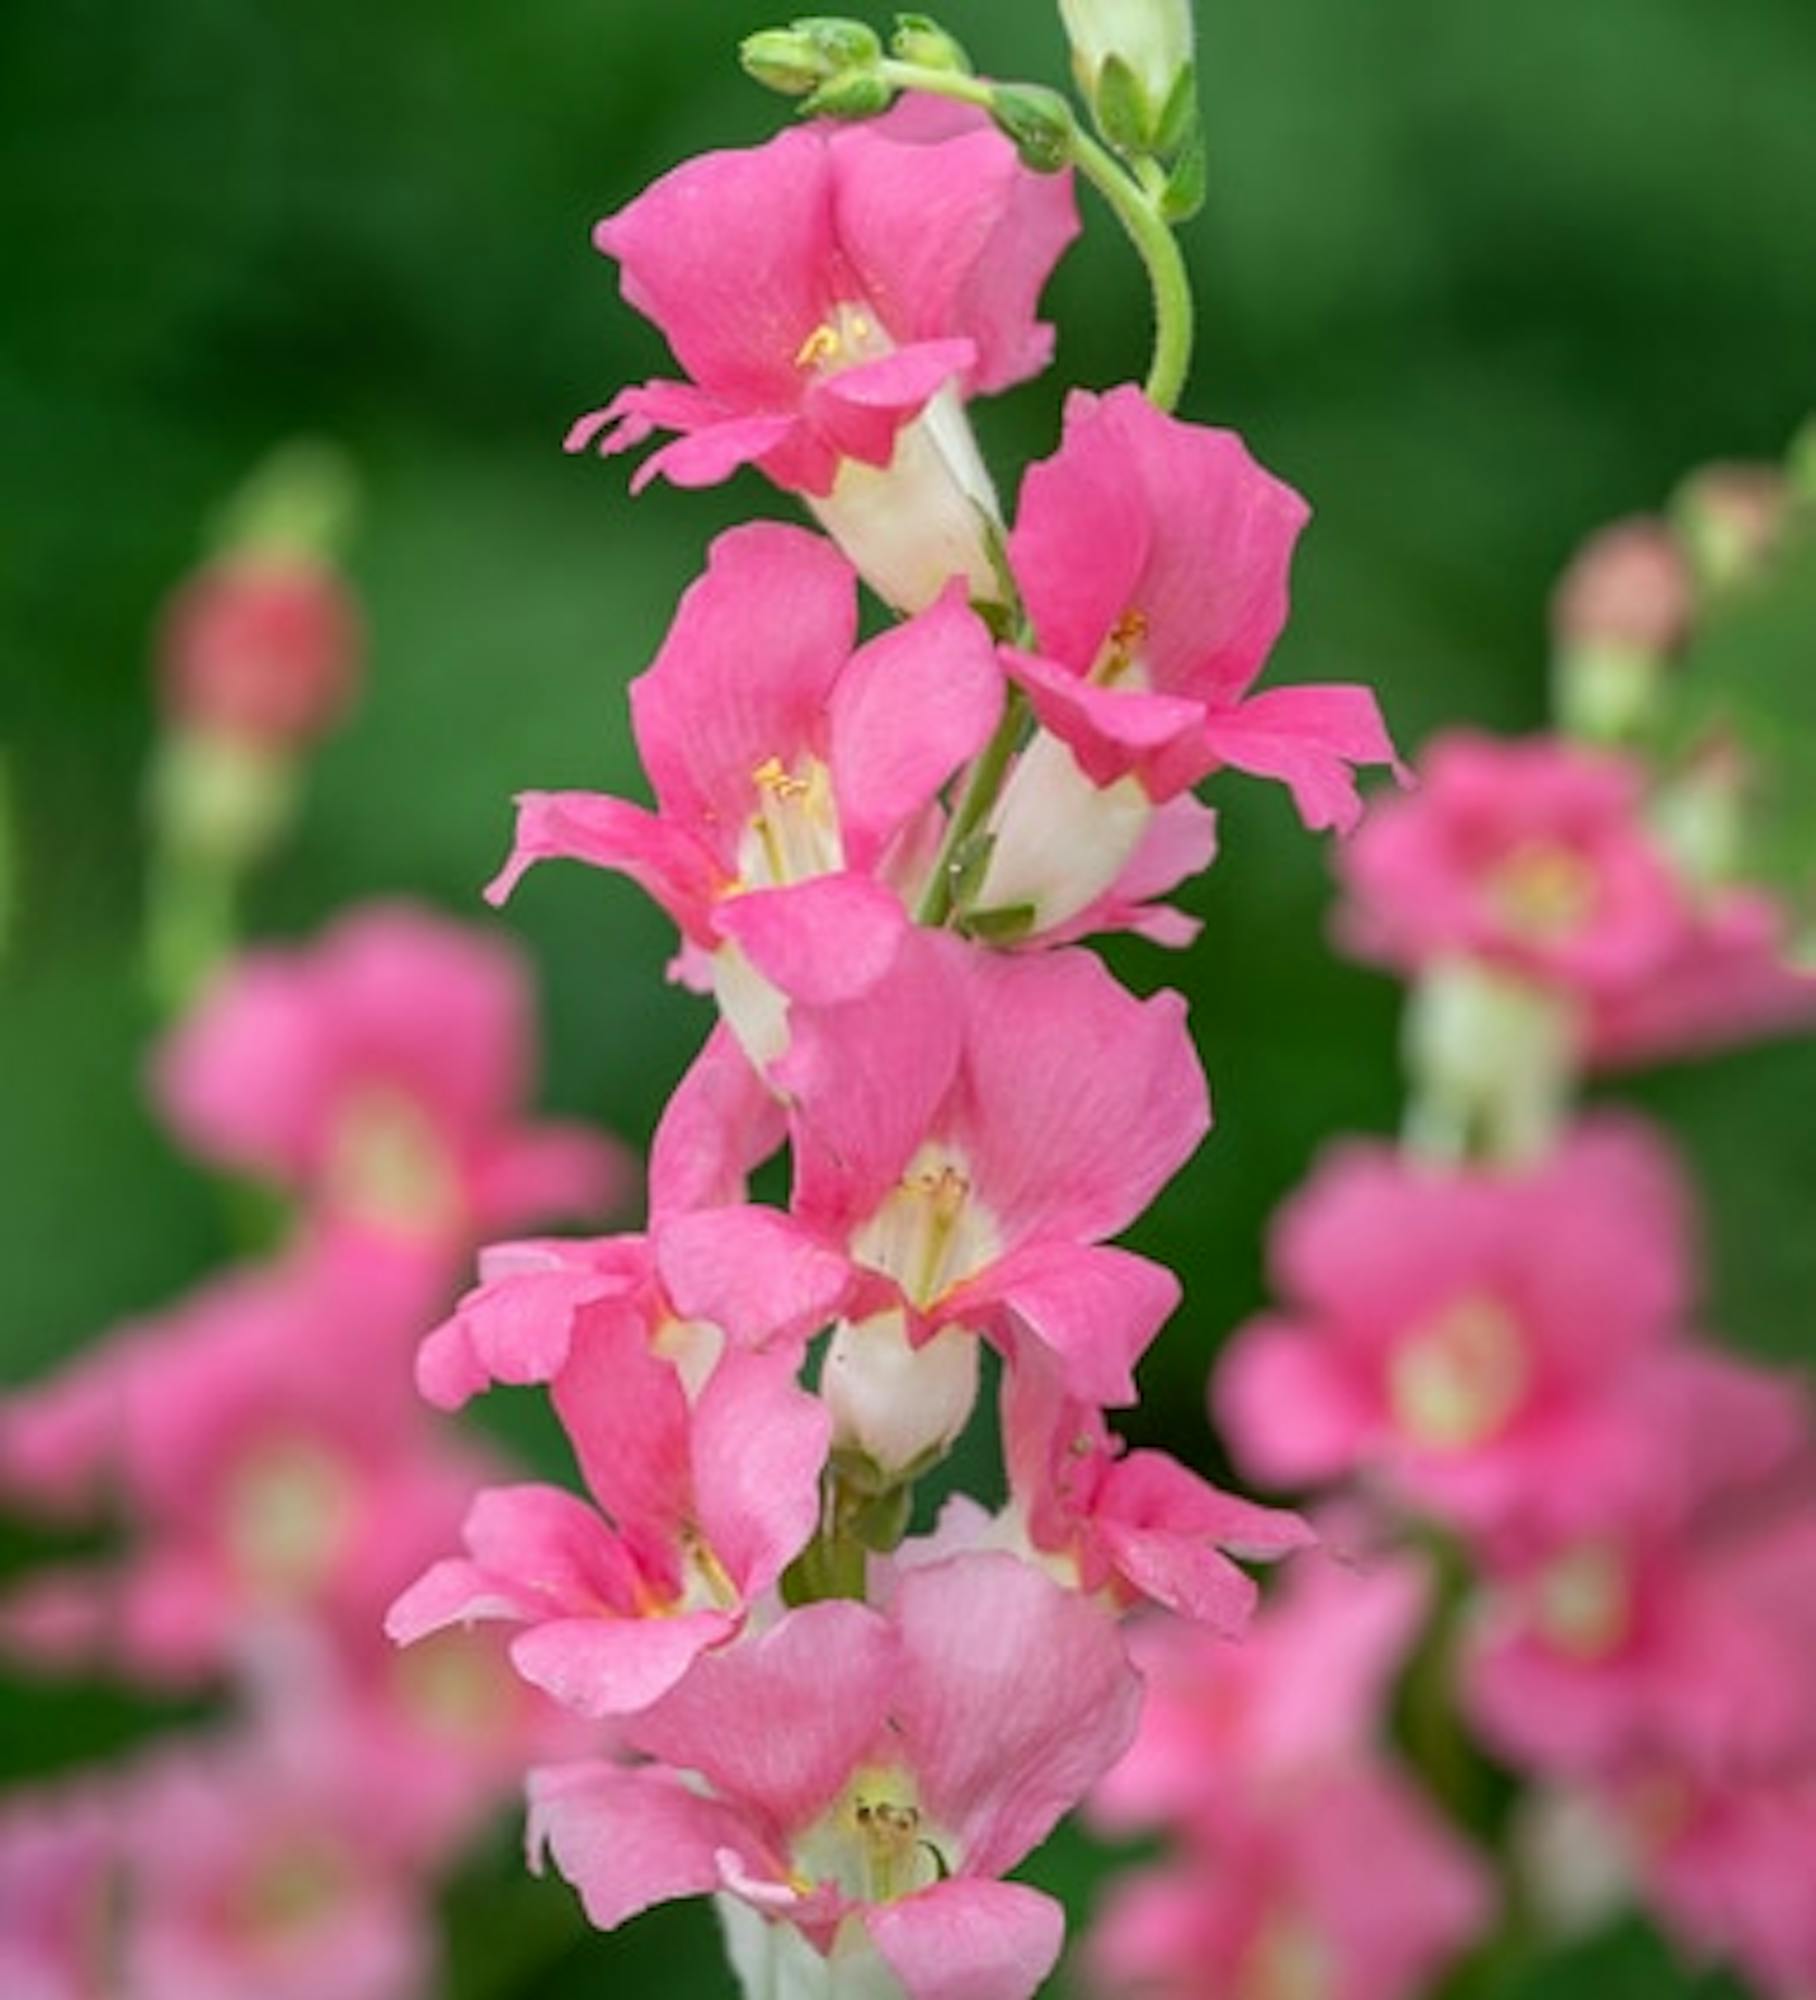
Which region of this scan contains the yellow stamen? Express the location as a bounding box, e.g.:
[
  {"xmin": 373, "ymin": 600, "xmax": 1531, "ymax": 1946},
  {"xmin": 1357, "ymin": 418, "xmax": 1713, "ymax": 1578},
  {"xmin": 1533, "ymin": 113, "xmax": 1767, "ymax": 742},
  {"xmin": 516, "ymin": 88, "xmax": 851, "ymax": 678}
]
[{"xmin": 795, "ymin": 323, "xmax": 842, "ymax": 369}]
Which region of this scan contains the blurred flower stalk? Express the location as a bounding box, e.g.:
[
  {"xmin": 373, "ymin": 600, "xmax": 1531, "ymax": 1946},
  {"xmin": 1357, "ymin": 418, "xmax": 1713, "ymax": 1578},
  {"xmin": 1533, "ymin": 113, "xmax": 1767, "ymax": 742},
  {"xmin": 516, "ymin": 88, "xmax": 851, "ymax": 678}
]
[
  {"xmin": 1173, "ymin": 439, "xmax": 1816, "ymax": 2000},
  {"xmin": 0, "ymin": 459, "xmax": 630, "ymax": 1995}
]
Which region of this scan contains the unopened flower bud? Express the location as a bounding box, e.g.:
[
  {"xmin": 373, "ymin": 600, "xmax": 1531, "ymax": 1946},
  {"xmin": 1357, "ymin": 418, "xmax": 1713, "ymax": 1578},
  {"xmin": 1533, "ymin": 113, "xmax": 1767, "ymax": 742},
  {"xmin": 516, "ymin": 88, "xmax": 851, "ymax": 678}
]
[
  {"xmin": 1550, "ymin": 518, "xmax": 1693, "ymax": 743},
  {"xmin": 801, "ymin": 69, "xmax": 897, "ymax": 121},
  {"xmin": 822, "ymin": 1310, "xmax": 979, "ymax": 1482},
  {"xmin": 890, "ymin": 13, "xmax": 970, "ymax": 74},
  {"xmin": 990, "ymin": 83, "xmax": 1075, "ymax": 174},
  {"xmin": 740, "ymin": 28, "xmax": 829, "ymax": 95},
  {"xmin": 1675, "ymin": 461, "xmax": 1791, "ymax": 593},
  {"xmin": 158, "ymin": 557, "xmax": 363, "ymax": 751},
  {"xmin": 1059, "ymin": 0, "xmax": 1194, "ymax": 153}
]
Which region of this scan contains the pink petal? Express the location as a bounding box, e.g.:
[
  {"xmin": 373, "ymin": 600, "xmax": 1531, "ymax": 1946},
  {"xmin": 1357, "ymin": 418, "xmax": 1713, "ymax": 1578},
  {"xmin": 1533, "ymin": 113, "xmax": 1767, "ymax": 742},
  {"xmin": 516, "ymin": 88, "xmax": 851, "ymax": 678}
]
[
  {"xmin": 805, "ymin": 339, "xmax": 978, "ymax": 466},
  {"xmin": 831, "ymin": 582, "xmax": 1004, "ymax": 874},
  {"xmin": 548, "ymin": 1304, "xmax": 692, "ymax": 1555},
  {"xmin": 511, "ymin": 1609, "xmax": 734, "ymax": 1717},
  {"xmin": 528, "ymin": 1762, "xmax": 766, "ymax": 1931},
  {"xmin": 414, "ymin": 1249, "xmax": 643, "ymax": 1409},
  {"xmin": 485, "ymin": 790, "xmax": 720, "ymax": 938},
  {"xmin": 468, "ymin": 1123, "xmax": 630, "ymax": 1234},
  {"xmin": 712, "ymin": 875, "xmax": 907, "ymax": 1007},
  {"xmin": 831, "ymin": 108, "xmax": 1079, "ymax": 393},
  {"xmin": 947, "ymin": 949, "xmax": 1209, "ymax": 1246},
  {"xmin": 894, "ymin": 1553, "xmax": 1141, "ymax": 1879},
  {"xmin": 1213, "ymin": 1316, "xmax": 1375, "ymax": 1487},
  {"xmin": 629, "ymin": 525, "xmax": 856, "ymax": 838},
  {"xmin": 630, "ymin": 1600, "xmax": 896, "ymax": 1834},
  {"xmin": 954, "ymin": 1242, "xmax": 1179, "ymax": 1407},
  {"xmin": 1001, "ymin": 644, "xmax": 1208, "ymax": 798},
  {"xmin": 1200, "ymin": 682, "xmax": 1404, "ymax": 834},
  {"xmin": 655, "ymin": 1206, "xmax": 853, "ymax": 1351},
  {"xmin": 691, "ymin": 1354, "xmax": 831, "ymax": 1595},
  {"xmin": 594, "ymin": 128, "xmax": 834, "ymax": 407},
  {"xmin": 629, "ymin": 411, "xmax": 803, "ymax": 493},
  {"xmin": 648, "ymin": 1023, "xmax": 787, "ymax": 1219},
  {"xmin": 869, "ymin": 1879, "xmax": 1065, "ymax": 2000}
]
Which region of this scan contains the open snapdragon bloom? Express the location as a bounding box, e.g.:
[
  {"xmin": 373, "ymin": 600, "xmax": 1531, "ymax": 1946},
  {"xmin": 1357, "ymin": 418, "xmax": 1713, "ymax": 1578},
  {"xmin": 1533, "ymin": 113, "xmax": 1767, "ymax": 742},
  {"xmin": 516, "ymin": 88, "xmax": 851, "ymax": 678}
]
[
  {"xmin": 654, "ymin": 937, "xmax": 1208, "ymax": 1477},
  {"xmin": 388, "ymin": 1309, "xmax": 829, "ymax": 1718},
  {"xmin": 569, "ymin": 104, "xmax": 1078, "ymax": 611},
  {"xmin": 1000, "ymin": 1342, "xmax": 1312, "ymax": 1627},
  {"xmin": 984, "ymin": 387, "xmax": 1400, "ymax": 859},
  {"xmin": 154, "ymin": 904, "xmax": 624, "ymax": 1255},
  {"xmin": 489, "ymin": 525, "xmax": 1002, "ymax": 1061},
  {"xmin": 1215, "ymin": 1118, "xmax": 1710, "ymax": 1544},
  {"xmin": 530, "ymin": 1554, "xmax": 1141, "ymax": 2000}
]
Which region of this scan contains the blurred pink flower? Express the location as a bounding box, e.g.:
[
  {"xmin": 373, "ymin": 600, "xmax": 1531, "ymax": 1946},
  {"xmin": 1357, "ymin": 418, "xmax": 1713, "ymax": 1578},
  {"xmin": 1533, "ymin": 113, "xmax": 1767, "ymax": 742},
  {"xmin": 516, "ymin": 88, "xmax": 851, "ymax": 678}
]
[
  {"xmin": 153, "ymin": 903, "xmax": 627, "ymax": 1253},
  {"xmin": 1216, "ymin": 1118, "xmax": 1703, "ymax": 1544}
]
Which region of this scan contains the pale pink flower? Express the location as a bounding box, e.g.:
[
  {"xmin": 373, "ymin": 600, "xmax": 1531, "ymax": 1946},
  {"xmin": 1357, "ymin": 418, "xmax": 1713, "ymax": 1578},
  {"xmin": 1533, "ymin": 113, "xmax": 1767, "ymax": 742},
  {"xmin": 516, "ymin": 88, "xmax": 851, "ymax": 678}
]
[
  {"xmin": 1001, "ymin": 1342, "xmax": 1312, "ymax": 1626},
  {"xmin": 153, "ymin": 903, "xmax": 626, "ymax": 1251},
  {"xmin": 1084, "ymin": 1766, "xmax": 1494, "ymax": 2000},
  {"xmin": 568, "ymin": 104, "xmax": 1077, "ymax": 608},
  {"xmin": 488, "ymin": 525, "xmax": 1001, "ymax": 1049},
  {"xmin": 665, "ymin": 935, "xmax": 1209, "ymax": 1423},
  {"xmin": 0, "ymin": 1782, "xmax": 114, "ymax": 2000},
  {"xmin": 529, "ymin": 1553, "xmax": 1141, "ymax": 2000},
  {"xmin": 1462, "ymin": 1367, "xmax": 1815, "ymax": 1783},
  {"xmin": 996, "ymin": 386, "xmax": 1400, "ymax": 833},
  {"xmin": 388, "ymin": 1316, "xmax": 828, "ymax": 1716},
  {"xmin": 1336, "ymin": 733, "xmax": 1688, "ymax": 995},
  {"xmin": 1091, "ymin": 1544, "xmax": 1430, "ymax": 1837},
  {"xmin": 1617, "ymin": 1762, "xmax": 1816, "ymax": 1999},
  {"xmin": 0, "ymin": 1255, "xmax": 489, "ymax": 1688},
  {"xmin": 116, "ymin": 1719, "xmax": 448, "ymax": 2000},
  {"xmin": 1215, "ymin": 1118, "xmax": 1706, "ymax": 1543},
  {"xmin": 1550, "ymin": 517, "xmax": 1694, "ymax": 658}
]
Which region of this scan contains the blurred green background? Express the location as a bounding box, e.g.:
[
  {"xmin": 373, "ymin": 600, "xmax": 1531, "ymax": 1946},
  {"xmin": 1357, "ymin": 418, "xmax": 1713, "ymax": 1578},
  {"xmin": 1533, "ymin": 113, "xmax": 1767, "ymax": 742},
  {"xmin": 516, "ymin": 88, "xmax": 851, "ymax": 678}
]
[{"xmin": 2, "ymin": 0, "xmax": 1812, "ymax": 1992}]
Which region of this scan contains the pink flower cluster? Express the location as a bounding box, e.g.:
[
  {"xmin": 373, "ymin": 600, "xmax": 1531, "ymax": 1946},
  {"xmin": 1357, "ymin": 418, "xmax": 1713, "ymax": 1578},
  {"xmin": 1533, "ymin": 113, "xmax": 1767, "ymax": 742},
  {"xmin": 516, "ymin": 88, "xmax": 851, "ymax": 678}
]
[
  {"xmin": 1186, "ymin": 478, "xmax": 1816, "ymax": 1997},
  {"xmin": 0, "ymin": 906, "xmax": 623, "ymax": 1997},
  {"xmin": 377, "ymin": 88, "xmax": 1403, "ymax": 1999}
]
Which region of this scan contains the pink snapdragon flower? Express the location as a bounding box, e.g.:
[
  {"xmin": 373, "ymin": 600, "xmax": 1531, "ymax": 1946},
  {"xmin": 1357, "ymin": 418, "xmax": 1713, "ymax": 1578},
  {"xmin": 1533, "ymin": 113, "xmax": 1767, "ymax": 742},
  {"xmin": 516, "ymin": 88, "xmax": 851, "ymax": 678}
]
[
  {"xmin": 1084, "ymin": 1766, "xmax": 1494, "ymax": 2000},
  {"xmin": 154, "ymin": 903, "xmax": 625, "ymax": 1253},
  {"xmin": 489, "ymin": 525, "xmax": 1002, "ymax": 1057},
  {"xmin": 530, "ymin": 1552, "xmax": 1141, "ymax": 1999},
  {"xmin": 1000, "ymin": 1343, "xmax": 1313, "ymax": 1627},
  {"xmin": 1215, "ymin": 1118, "xmax": 1704, "ymax": 1544},
  {"xmin": 115, "ymin": 1719, "xmax": 450, "ymax": 2000},
  {"xmin": 1462, "ymin": 1364, "xmax": 1815, "ymax": 1783},
  {"xmin": 661, "ymin": 937, "xmax": 1207, "ymax": 1475},
  {"xmin": 1086, "ymin": 1548, "xmax": 1493, "ymax": 2000},
  {"xmin": 0, "ymin": 1782, "xmax": 113, "ymax": 2000},
  {"xmin": 388, "ymin": 1308, "xmax": 828, "ymax": 1717},
  {"xmin": 0, "ymin": 1255, "xmax": 487, "ymax": 1687},
  {"xmin": 985, "ymin": 387, "xmax": 1399, "ymax": 845},
  {"xmin": 569, "ymin": 104, "xmax": 1078, "ymax": 611}
]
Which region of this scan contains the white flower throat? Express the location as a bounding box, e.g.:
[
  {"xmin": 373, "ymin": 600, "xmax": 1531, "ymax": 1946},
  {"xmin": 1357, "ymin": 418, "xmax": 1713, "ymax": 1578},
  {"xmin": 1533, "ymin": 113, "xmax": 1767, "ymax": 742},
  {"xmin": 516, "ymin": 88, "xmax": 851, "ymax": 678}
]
[
  {"xmin": 849, "ymin": 1144, "xmax": 1001, "ymax": 1309},
  {"xmin": 739, "ymin": 755, "xmax": 844, "ymax": 890}
]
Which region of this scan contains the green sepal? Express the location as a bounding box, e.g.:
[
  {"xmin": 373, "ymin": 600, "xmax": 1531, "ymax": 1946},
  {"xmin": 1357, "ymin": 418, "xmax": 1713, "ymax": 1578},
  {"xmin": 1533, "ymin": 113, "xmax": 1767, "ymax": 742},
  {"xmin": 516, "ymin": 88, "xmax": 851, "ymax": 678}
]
[
  {"xmin": 891, "ymin": 13, "xmax": 970, "ymax": 74},
  {"xmin": 1093, "ymin": 53, "xmax": 1154, "ymax": 156},
  {"xmin": 961, "ymin": 902, "xmax": 1037, "ymax": 944},
  {"xmin": 947, "ymin": 829, "xmax": 997, "ymax": 914},
  {"xmin": 1160, "ymin": 120, "xmax": 1207, "ymax": 222},
  {"xmin": 1154, "ymin": 60, "xmax": 1200, "ymax": 159},
  {"xmin": 801, "ymin": 70, "xmax": 896, "ymax": 120},
  {"xmin": 990, "ymin": 83, "xmax": 1075, "ymax": 174}
]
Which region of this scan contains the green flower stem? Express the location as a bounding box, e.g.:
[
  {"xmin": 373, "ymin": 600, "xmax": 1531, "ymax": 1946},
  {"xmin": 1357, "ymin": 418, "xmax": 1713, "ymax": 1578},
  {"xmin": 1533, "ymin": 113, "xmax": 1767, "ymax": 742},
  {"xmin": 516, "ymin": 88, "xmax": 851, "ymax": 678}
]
[
  {"xmin": 913, "ymin": 683, "xmax": 1029, "ymax": 926},
  {"xmin": 875, "ymin": 60, "xmax": 1197, "ymax": 413}
]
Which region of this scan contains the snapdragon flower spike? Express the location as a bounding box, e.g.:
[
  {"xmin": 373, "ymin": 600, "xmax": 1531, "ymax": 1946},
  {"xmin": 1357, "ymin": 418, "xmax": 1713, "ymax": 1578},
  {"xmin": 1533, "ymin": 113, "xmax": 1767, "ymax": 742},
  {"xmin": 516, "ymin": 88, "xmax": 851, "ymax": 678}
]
[
  {"xmin": 994, "ymin": 386, "xmax": 1401, "ymax": 834},
  {"xmin": 529, "ymin": 1553, "xmax": 1142, "ymax": 1999},
  {"xmin": 710, "ymin": 935, "xmax": 1208, "ymax": 1440},
  {"xmin": 388, "ymin": 1302, "xmax": 829, "ymax": 1718},
  {"xmin": 1215, "ymin": 1117, "xmax": 1706, "ymax": 1546},
  {"xmin": 569, "ymin": 103, "xmax": 1079, "ymax": 611},
  {"xmin": 489, "ymin": 524, "xmax": 1002, "ymax": 1059},
  {"xmin": 154, "ymin": 903, "xmax": 625, "ymax": 1255},
  {"xmin": 1002, "ymin": 1344, "xmax": 1312, "ymax": 1626}
]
